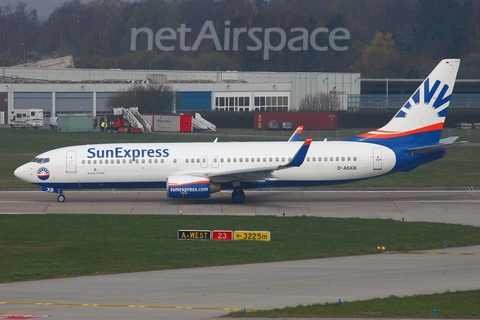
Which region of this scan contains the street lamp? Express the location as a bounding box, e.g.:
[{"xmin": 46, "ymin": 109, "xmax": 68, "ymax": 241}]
[{"xmin": 22, "ymin": 43, "xmax": 25, "ymax": 67}]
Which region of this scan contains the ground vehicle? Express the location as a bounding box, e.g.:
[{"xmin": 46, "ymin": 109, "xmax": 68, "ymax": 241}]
[
  {"xmin": 268, "ymin": 120, "xmax": 278, "ymax": 130},
  {"xmin": 281, "ymin": 121, "xmax": 292, "ymax": 130},
  {"xmin": 113, "ymin": 117, "xmax": 143, "ymax": 133},
  {"xmin": 10, "ymin": 109, "xmax": 44, "ymax": 129},
  {"xmin": 112, "ymin": 107, "xmax": 151, "ymax": 133}
]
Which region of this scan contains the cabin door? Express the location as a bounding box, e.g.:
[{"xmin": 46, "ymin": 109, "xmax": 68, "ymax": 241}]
[
  {"xmin": 66, "ymin": 150, "xmax": 77, "ymax": 173},
  {"xmin": 373, "ymin": 148, "xmax": 382, "ymax": 170}
]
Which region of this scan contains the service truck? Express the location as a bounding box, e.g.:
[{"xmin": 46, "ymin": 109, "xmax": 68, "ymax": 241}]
[{"xmin": 10, "ymin": 109, "xmax": 44, "ymax": 128}]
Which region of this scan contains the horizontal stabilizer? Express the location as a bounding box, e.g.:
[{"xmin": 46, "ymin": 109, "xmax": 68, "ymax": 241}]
[{"xmin": 407, "ymin": 136, "xmax": 466, "ymax": 154}]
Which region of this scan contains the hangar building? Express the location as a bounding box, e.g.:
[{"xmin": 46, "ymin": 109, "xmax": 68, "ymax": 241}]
[{"xmin": 0, "ymin": 56, "xmax": 360, "ymax": 125}]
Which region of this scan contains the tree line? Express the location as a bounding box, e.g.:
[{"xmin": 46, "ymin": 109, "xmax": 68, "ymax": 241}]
[{"xmin": 1, "ymin": 0, "xmax": 480, "ymax": 78}]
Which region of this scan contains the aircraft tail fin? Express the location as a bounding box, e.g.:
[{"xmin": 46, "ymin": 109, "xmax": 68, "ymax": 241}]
[{"xmin": 347, "ymin": 59, "xmax": 460, "ymax": 145}]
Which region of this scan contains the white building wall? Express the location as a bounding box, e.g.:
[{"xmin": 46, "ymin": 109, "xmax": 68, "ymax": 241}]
[{"xmin": 1, "ymin": 67, "xmax": 360, "ymax": 117}]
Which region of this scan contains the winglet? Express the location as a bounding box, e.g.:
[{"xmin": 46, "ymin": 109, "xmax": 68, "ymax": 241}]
[
  {"xmin": 288, "ymin": 126, "xmax": 304, "ymax": 142},
  {"xmin": 281, "ymin": 136, "xmax": 313, "ymax": 168}
]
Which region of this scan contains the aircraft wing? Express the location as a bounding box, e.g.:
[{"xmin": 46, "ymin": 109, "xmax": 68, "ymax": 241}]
[
  {"xmin": 407, "ymin": 136, "xmax": 467, "ymax": 154},
  {"xmin": 174, "ymin": 137, "xmax": 313, "ymax": 181}
]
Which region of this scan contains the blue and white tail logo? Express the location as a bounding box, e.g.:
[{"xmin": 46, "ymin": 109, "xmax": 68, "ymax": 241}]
[{"xmin": 350, "ymin": 59, "xmax": 460, "ymax": 144}]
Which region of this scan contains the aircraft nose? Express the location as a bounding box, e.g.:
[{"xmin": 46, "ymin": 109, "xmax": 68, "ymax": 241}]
[{"xmin": 14, "ymin": 163, "xmax": 33, "ymax": 182}]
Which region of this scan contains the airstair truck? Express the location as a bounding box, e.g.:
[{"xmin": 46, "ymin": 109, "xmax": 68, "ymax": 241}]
[
  {"xmin": 113, "ymin": 107, "xmax": 152, "ymax": 133},
  {"xmin": 10, "ymin": 109, "xmax": 44, "ymax": 128}
]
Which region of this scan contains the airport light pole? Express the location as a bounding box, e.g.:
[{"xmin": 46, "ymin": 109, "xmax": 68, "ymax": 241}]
[{"xmin": 22, "ymin": 43, "xmax": 25, "ymax": 67}]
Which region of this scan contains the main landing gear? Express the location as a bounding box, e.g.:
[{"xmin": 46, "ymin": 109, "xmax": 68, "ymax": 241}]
[{"xmin": 231, "ymin": 189, "xmax": 245, "ymax": 204}]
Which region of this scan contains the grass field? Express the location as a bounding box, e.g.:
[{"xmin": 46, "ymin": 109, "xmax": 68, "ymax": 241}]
[
  {"xmin": 227, "ymin": 290, "xmax": 480, "ymax": 318},
  {"xmin": 1, "ymin": 215, "xmax": 480, "ymax": 283}
]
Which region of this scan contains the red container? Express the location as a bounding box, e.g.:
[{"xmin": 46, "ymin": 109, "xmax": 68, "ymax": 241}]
[{"xmin": 254, "ymin": 112, "xmax": 337, "ymax": 131}]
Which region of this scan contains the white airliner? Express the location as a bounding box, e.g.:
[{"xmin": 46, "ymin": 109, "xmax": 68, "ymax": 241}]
[{"xmin": 15, "ymin": 59, "xmax": 462, "ymax": 204}]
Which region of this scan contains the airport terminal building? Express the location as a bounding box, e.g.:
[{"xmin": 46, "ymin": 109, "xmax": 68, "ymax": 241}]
[{"xmin": 0, "ymin": 56, "xmax": 360, "ymax": 124}]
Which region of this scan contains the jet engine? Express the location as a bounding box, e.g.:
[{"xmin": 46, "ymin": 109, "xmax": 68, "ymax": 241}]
[{"xmin": 166, "ymin": 175, "xmax": 221, "ymax": 199}]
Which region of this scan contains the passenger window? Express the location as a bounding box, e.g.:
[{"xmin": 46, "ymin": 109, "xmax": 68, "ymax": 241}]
[
  {"xmin": 312, "ymin": 157, "xmax": 316, "ymax": 162},
  {"xmin": 239, "ymin": 158, "xmax": 243, "ymax": 162},
  {"xmin": 227, "ymin": 158, "xmax": 231, "ymax": 163},
  {"xmin": 275, "ymin": 157, "xmax": 279, "ymax": 162},
  {"xmin": 341, "ymin": 157, "xmax": 345, "ymax": 161},
  {"xmin": 173, "ymin": 159, "xmax": 177, "ymax": 163},
  {"xmin": 324, "ymin": 157, "xmax": 327, "ymax": 161},
  {"xmin": 306, "ymin": 157, "xmax": 310, "ymax": 162},
  {"xmin": 251, "ymin": 158, "xmax": 255, "ymax": 162},
  {"xmin": 347, "ymin": 157, "xmax": 351, "ymax": 161},
  {"xmin": 263, "ymin": 157, "xmax": 266, "ymax": 162},
  {"xmin": 353, "ymin": 156, "xmax": 357, "ymax": 161},
  {"xmin": 129, "ymin": 160, "xmax": 133, "ymax": 164},
  {"xmin": 233, "ymin": 158, "xmax": 237, "ymax": 162},
  {"xmin": 330, "ymin": 157, "xmax": 333, "ymax": 161},
  {"xmin": 154, "ymin": 159, "xmax": 158, "ymax": 163},
  {"xmin": 123, "ymin": 159, "xmax": 126, "ymax": 164},
  {"xmin": 82, "ymin": 160, "xmax": 85, "ymax": 164},
  {"xmin": 269, "ymin": 157, "xmax": 272, "ymax": 162},
  {"xmin": 245, "ymin": 158, "xmax": 248, "ymax": 162},
  {"xmin": 117, "ymin": 159, "xmax": 120, "ymax": 164},
  {"xmin": 220, "ymin": 158, "xmax": 224, "ymax": 163},
  {"xmin": 142, "ymin": 159, "xmax": 145, "ymax": 164},
  {"xmin": 185, "ymin": 159, "xmax": 189, "ymax": 163},
  {"xmin": 161, "ymin": 159, "xmax": 164, "ymax": 163},
  {"xmin": 336, "ymin": 157, "xmax": 339, "ymax": 161},
  {"xmin": 257, "ymin": 158, "xmax": 260, "ymax": 162},
  {"xmin": 281, "ymin": 157, "xmax": 285, "ymax": 162},
  {"xmin": 88, "ymin": 160, "xmax": 91, "ymax": 164}
]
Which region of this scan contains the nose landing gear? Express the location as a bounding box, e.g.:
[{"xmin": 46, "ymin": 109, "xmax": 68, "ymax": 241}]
[{"xmin": 57, "ymin": 194, "xmax": 66, "ymax": 202}]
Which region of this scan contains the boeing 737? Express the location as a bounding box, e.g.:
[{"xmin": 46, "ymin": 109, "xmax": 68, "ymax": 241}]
[{"xmin": 15, "ymin": 59, "xmax": 462, "ymax": 204}]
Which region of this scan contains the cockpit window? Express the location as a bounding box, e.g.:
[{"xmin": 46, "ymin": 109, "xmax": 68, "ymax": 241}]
[{"xmin": 32, "ymin": 157, "xmax": 50, "ymax": 164}]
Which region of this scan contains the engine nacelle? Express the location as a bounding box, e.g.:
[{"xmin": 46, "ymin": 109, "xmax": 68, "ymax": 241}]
[{"xmin": 167, "ymin": 175, "xmax": 221, "ymax": 199}]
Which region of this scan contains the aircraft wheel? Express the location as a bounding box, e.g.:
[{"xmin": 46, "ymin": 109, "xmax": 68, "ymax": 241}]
[
  {"xmin": 231, "ymin": 189, "xmax": 245, "ymax": 204},
  {"xmin": 57, "ymin": 194, "xmax": 66, "ymax": 202}
]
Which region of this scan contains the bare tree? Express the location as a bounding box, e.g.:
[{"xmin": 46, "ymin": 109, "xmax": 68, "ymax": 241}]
[
  {"xmin": 106, "ymin": 83, "xmax": 178, "ymax": 114},
  {"xmin": 298, "ymin": 92, "xmax": 341, "ymax": 111}
]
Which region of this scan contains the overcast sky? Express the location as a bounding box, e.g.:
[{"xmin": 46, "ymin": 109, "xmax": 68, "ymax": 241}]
[{"xmin": 0, "ymin": 0, "xmax": 134, "ymax": 19}]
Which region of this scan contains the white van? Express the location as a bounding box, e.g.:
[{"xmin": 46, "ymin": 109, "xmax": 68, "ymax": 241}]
[{"xmin": 10, "ymin": 109, "xmax": 44, "ymax": 129}]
